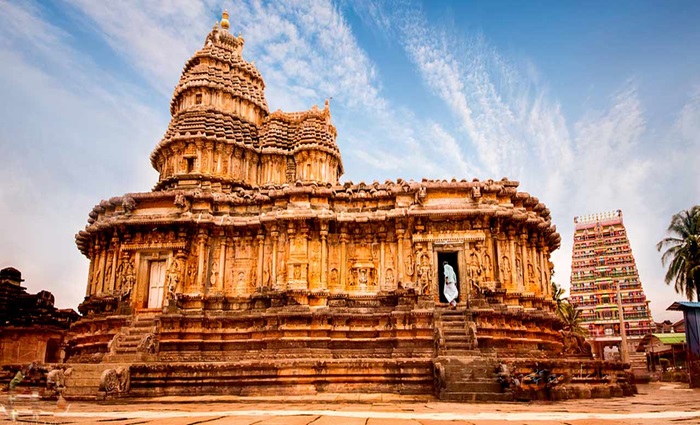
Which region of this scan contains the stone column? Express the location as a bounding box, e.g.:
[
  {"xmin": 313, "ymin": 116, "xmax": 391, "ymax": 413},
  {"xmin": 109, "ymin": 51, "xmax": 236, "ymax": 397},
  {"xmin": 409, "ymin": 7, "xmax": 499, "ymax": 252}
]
[
  {"xmin": 520, "ymin": 232, "xmax": 528, "ymax": 292},
  {"xmin": 271, "ymin": 226, "xmax": 279, "ymax": 289},
  {"xmin": 340, "ymin": 227, "xmax": 348, "ymax": 289},
  {"xmin": 379, "ymin": 232, "xmax": 386, "ymax": 291},
  {"xmin": 257, "ymin": 231, "xmax": 265, "ymax": 290},
  {"xmin": 196, "ymin": 230, "xmax": 208, "ymax": 294},
  {"xmin": 539, "ymin": 244, "xmax": 549, "ymax": 296},
  {"xmin": 320, "ymin": 221, "xmax": 328, "ymax": 290},
  {"xmin": 508, "ymin": 231, "xmax": 517, "ymax": 291},
  {"xmin": 195, "ymin": 141, "xmax": 204, "ymax": 173},
  {"xmin": 86, "ymin": 246, "xmax": 96, "ymax": 297},
  {"xmin": 97, "ymin": 239, "xmax": 108, "ymax": 295},
  {"xmin": 218, "ymin": 232, "xmax": 227, "ymax": 294},
  {"xmin": 109, "ymin": 233, "xmax": 120, "ymax": 293},
  {"xmin": 490, "ymin": 224, "xmax": 500, "ymax": 285},
  {"xmin": 396, "ymin": 226, "xmax": 405, "ymax": 282}
]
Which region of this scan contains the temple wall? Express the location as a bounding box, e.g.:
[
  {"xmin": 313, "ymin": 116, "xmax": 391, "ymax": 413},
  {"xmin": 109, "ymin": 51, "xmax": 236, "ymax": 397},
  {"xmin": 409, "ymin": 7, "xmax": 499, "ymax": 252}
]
[{"xmin": 80, "ymin": 211, "xmax": 555, "ymax": 311}]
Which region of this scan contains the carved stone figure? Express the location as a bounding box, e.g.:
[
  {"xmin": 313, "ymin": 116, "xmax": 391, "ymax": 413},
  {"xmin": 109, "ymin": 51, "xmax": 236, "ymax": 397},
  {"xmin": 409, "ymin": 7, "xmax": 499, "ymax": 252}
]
[
  {"xmin": 121, "ymin": 196, "xmax": 136, "ymax": 213},
  {"xmin": 99, "ymin": 366, "xmax": 130, "ymax": 394},
  {"xmin": 138, "ymin": 333, "xmax": 157, "ymax": 354},
  {"xmin": 405, "ymin": 253, "xmax": 415, "ymax": 277},
  {"xmin": 46, "ymin": 367, "xmax": 72, "ymax": 391},
  {"xmin": 561, "ymin": 331, "xmax": 593, "ymax": 357},
  {"xmin": 417, "ymin": 251, "xmax": 432, "ymax": 295},
  {"xmin": 108, "ymin": 333, "xmax": 123, "ymax": 355},
  {"xmin": 500, "ymin": 256, "xmax": 511, "ymax": 285}
]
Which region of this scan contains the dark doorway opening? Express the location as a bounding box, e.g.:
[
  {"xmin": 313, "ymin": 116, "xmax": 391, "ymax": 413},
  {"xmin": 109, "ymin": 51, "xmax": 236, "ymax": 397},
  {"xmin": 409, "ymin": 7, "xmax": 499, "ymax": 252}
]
[
  {"xmin": 45, "ymin": 338, "xmax": 60, "ymax": 363},
  {"xmin": 437, "ymin": 251, "xmax": 459, "ymax": 304}
]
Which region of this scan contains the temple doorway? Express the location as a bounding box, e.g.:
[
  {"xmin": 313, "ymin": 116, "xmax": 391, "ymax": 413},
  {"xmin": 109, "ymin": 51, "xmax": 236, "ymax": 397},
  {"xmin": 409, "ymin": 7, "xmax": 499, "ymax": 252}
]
[
  {"xmin": 147, "ymin": 260, "xmax": 167, "ymax": 308},
  {"xmin": 437, "ymin": 251, "xmax": 459, "ymax": 304}
]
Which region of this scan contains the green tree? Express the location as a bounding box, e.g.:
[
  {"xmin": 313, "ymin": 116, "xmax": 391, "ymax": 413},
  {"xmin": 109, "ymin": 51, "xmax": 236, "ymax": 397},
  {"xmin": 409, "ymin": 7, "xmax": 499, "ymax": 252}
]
[
  {"xmin": 551, "ymin": 281, "xmax": 567, "ymax": 317},
  {"xmin": 657, "ymin": 206, "xmax": 700, "ymax": 301},
  {"xmin": 559, "ymin": 303, "xmax": 588, "ymax": 336}
]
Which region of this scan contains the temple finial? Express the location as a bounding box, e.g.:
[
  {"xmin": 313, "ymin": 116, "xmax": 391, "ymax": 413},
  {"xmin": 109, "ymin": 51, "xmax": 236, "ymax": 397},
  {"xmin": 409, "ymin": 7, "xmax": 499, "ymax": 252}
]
[{"xmin": 221, "ymin": 10, "xmax": 230, "ymax": 30}]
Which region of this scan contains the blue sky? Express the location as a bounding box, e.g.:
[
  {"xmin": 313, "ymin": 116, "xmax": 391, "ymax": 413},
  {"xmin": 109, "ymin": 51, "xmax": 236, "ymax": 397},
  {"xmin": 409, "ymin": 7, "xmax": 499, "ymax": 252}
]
[{"xmin": 1, "ymin": 0, "xmax": 698, "ymax": 321}]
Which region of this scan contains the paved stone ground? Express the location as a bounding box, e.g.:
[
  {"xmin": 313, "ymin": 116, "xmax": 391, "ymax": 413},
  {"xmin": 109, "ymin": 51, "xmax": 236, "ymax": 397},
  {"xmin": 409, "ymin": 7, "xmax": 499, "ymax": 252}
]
[{"xmin": 2, "ymin": 382, "xmax": 699, "ymax": 424}]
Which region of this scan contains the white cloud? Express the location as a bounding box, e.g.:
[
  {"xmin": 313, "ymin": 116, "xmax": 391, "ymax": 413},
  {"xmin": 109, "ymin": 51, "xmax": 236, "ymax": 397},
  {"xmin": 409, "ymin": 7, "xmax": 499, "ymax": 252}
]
[
  {"xmin": 1, "ymin": 0, "xmax": 694, "ymax": 324},
  {"xmin": 0, "ymin": 1, "xmax": 162, "ymax": 309}
]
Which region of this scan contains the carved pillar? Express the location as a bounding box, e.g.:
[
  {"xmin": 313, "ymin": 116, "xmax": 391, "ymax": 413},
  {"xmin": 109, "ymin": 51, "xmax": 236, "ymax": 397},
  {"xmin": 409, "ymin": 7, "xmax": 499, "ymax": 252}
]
[
  {"xmin": 97, "ymin": 239, "xmax": 108, "ymax": 295},
  {"xmin": 218, "ymin": 231, "xmax": 227, "ymax": 294},
  {"xmin": 196, "ymin": 230, "xmax": 208, "ymax": 293},
  {"xmin": 379, "ymin": 231, "xmax": 386, "ymax": 291},
  {"xmin": 320, "ymin": 221, "xmax": 328, "ymax": 290},
  {"xmin": 490, "ymin": 223, "xmax": 500, "ymax": 285},
  {"xmin": 108, "ymin": 232, "xmax": 119, "ymax": 293},
  {"xmin": 520, "ymin": 232, "xmax": 528, "ymax": 292},
  {"xmin": 508, "ymin": 230, "xmax": 517, "ymax": 291},
  {"xmin": 340, "ymin": 227, "xmax": 348, "ymax": 289},
  {"xmin": 539, "ymin": 243, "xmax": 548, "ymax": 296},
  {"xmin": 195, "ymin": 141, "xmax": 204, "ymax": 173},
  {"xmin": 396, "ymin": 225, "xmax": 405, "ymax": 282},
  {"xmin": 257, "ymin": 231, "xmax": 265, "ymax": 290},
  {"xmin": 86, "ymin": 246, "xmax": 96, "ymax": 297},
  {"xmin": 271, "ymin": 226, "xmax": 279, "ymax": 289}
]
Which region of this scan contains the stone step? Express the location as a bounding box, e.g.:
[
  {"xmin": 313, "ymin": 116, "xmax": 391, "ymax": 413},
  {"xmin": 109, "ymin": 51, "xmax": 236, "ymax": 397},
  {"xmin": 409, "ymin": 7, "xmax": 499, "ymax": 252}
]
[
  {"xmin": 440, "ymin": 391, "xmax": 513, "ymax": 402},
  {"xmin": 445, "ymin": 342, "xmax": 475, "ymax": 349},
  {"xmin": 438, "ymin": 349, "xmax": 481, "ymax": 357},
  {"xmin": 445, "ymin": 381, "xmax": 502, "ymax": 393}
]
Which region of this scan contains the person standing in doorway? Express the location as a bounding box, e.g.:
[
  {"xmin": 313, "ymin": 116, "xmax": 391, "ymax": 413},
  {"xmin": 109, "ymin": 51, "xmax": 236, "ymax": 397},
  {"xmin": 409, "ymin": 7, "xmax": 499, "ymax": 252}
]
[{"xmin": 443, "ymin": 261, "xmax": 458, "ymax": 309}]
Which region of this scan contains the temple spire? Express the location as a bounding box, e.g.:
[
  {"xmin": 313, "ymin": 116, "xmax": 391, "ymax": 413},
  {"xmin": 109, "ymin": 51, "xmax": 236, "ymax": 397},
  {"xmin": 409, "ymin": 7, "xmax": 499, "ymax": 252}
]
[{"xmin": 221, "ymin": 9, "xmax": 230, "ymax": 30}]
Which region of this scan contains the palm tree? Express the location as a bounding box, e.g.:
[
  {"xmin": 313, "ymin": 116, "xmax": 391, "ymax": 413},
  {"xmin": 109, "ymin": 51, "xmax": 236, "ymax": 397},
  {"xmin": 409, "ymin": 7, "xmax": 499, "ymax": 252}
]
[
  {"xmin": 551, "ymin": 281, "xmax": 567, "ymax": 317},
  {"xmin": 559, "ymin": 303, "xmax": 588, "ymax": 336},
  {"xmin": 657, "ymin": 206, "xmax": 700, "ymax": 301}
]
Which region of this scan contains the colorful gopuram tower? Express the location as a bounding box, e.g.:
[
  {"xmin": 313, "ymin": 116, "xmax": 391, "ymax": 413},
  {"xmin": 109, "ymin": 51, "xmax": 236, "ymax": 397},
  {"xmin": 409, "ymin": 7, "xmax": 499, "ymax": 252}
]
[{"xmin": 569, "ymin": 210, "xmax": 654, "ymax": 361}]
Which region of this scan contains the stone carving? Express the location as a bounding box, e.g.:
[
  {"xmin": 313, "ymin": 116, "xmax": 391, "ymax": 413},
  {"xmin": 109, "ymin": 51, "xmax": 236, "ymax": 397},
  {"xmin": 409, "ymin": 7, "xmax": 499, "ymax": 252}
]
[
  {"xmin": 174, "ymin": 193, "xmax": 191, "ymax": 211},
  {"xmin": 471, "ymin": 182, "xmax": 481, "ymax": 199},
  {"xmin": 483, "ymin": 253, "xmax": 493, "ymax": 281},
  {"xmin": 46, "ymin": 367, "xmax": 72, "ymax": 392},
  {"xmin": 138, "ymin": 333, "xmax": 157, "ymax": 354},
  {"xmin": 405, "ymin": 253, "xmax": 415, "ymax": 277},
  {"xmin": 107, "ymin": 333, "xmax": 124, "ymax": 355},
  {"xmin": 99, "ymin": 366, "xmax": 130, "ymax": 394},
  {"xmin": 561, "ymin": 331, "xmax": 593, "ymax": 357},
  {"xmin": 330, "ymin": 268, "xmax": 338, "ymax": 288},
  {"xmin": 121, "ymin": 196, "xmax": 136, "ymax": 213},
  {"xmin": 468, "ymin": 251, "xmax": 482, "ymax": 296},
  {"xmin": 167, "ymin": 259, "xmax": 182, "ymax": 293},
  {"xmin": 209, "ymin": 260, "xmax": 219, "ymax": 287},
  {"xmin": 383, "ymin": 268, "xmax": 395, "ymax": 291},
  {"xmin": 416, "ymin": 251, "xmax": 432, "ymax": 295},
  {"xmin": 433, "ymin": 362, "xmax": 446, "ymax": 393},
  {"xmin": 466, "ymin": 321, "xmax": 478, "ymax": 349},
  {"xmin": 500, "ymin": 256, "xmax": 511, "ymax": 285},
  {"xmin": 415, "ymin": 185, "xmax": 427, "ymax": 205}
]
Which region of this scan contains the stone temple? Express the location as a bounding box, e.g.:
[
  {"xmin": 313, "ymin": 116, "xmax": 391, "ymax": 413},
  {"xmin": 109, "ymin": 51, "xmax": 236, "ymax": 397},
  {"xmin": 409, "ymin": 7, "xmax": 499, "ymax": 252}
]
[{"xmin": 64, "ymin": 12, "xmax": 633, "ymax": 401}]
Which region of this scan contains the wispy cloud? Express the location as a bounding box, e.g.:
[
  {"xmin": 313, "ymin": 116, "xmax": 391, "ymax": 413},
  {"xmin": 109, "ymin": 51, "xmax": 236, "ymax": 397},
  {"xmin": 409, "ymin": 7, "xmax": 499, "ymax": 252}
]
[{"xmin": 0, "ymin": 1, "xmax": 163, "ymax": 308}]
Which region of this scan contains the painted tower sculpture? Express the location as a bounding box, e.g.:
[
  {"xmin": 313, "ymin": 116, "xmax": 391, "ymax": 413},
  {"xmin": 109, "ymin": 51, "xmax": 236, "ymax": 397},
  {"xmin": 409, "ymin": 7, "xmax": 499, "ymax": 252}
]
[
  {"xmin": 67, "ymin": 11, "xmax": 633, "ymax": 400},
  {"xmin": 569, "ymin": 210, "xmax": 654, "ymax": 363}
]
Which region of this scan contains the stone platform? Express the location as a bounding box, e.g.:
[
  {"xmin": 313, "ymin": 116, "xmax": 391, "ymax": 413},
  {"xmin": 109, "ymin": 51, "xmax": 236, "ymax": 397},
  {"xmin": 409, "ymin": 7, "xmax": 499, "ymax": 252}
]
[{"xmin": 1, "ymin": 383, "xmax": 698, "ymax": 424}]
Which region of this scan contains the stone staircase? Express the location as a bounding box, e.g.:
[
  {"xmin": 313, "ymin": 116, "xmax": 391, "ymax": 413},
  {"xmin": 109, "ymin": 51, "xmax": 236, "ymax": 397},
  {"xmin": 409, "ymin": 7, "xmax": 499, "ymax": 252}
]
[
  {"xmin": 434, "ymin": 307, "xmax": 512, "ymax": 402},
  {"xmin": 107, "ymin": 314, "xmax": 159, "ymax": 362},
  {"xmin": 628, "ymin": 352, "xmax": 651, "ymax": 382},
  {"xmin": 437, "ymin": 308, "xmax": 478, "ymax": 356}
]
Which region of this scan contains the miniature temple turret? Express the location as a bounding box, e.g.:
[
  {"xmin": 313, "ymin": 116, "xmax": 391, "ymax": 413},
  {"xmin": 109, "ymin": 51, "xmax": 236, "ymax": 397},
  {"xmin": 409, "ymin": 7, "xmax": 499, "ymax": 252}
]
[
  {"xmin": 150, "ymin": 11, "xmax": 341, "ymax": 191},
  {"xmin": 67, "ymin": 11, "xmax": 634, "ymax": 401}
]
